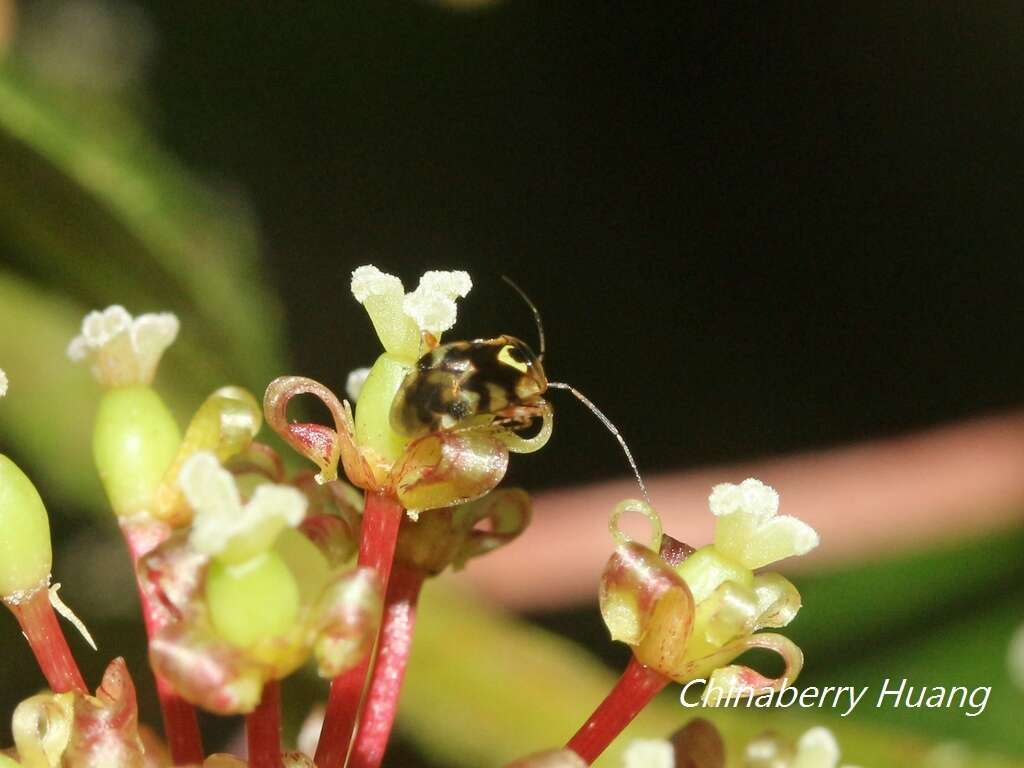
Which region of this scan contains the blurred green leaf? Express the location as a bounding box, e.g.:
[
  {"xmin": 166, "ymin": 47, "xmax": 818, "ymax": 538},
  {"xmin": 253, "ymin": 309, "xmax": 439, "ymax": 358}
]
[
  {"xmin": 791, "ymin": 526, "xmax": 1024, "ymax": 755},
  {"xmin": 0, "ymin": 61, "xmax": 286, "ymax": 511}
]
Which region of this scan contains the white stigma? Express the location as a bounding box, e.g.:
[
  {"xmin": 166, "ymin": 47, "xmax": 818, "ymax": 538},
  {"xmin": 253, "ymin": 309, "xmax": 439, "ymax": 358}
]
[{"xmin": 402, "ymin": 270, "xmax": 472, "ymax": 335}]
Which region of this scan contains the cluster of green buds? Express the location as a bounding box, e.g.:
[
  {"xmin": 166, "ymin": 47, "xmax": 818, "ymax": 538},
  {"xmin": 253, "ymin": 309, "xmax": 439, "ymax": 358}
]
[
  {"xmin": 143, "ymin": 452, "xmax": 380, "ymax": 714},
  {"xmin": 65, "ymin": 304, "xmax": 383, "ymax": 716},
  {"xmin": 0, "ymin": 370, "xmax": 158, "ymax": 766},
  {"xmin": 264, "ymin": 266, "xmax": 551, "ymax": 517},
  {"xmin": 600, "ymin": 478, "xmax": 818, "ymax": 698}
]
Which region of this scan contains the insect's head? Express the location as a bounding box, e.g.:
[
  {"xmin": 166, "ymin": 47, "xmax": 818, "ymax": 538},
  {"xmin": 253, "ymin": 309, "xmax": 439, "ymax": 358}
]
[
  {"xmin": 502, "ymin": 276, "xmax": 650, "ymax": 504},
  {"xmin": 496, "ymin": 335, "xmax": 548, "ymax": 401}
]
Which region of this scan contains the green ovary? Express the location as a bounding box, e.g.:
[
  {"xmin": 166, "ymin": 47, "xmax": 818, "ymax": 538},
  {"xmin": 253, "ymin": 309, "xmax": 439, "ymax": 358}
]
[
  {"xmin": 354, "ymin": 353, "xmax": 414, "ymax": 464},
  {"xmin": 206, "ymin": 552, "xmax": 300, "ymax": 649},
  {"xmin": 93, "ymin": 386, "xmax": 181, "ymax": 517},
  {"xmin": 0, "ymin": 455, "xmax": 52, "ymax": 598}
]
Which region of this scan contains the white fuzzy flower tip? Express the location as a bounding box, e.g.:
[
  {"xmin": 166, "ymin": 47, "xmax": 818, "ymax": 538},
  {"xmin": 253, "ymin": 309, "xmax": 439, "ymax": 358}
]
[
  {"xmin": 67, "ymin": 305, "xmax": 179, "ymax": 387},
  {"xmin": 403, "ymin": 270, "xmax": 472, "ymax": 336},
  {"xmin": 350, "ymin": 264, "xmax": 473, "ymax": 357},
  {"xmin": 0, "ymin": 368, "xmax": 7, "ymax": 398},
  {"xmin": 622, "ymin": 739, "xmax": 674, "ymax": 768},
  {"xmin": 346, "ymin": 367, "xmax": 371, "ymax": 402},
  {"xmin": 181, "ymin": 452, "xmax": 307, "ymax": 563},
  {"xmin": 351, "ymin": 265, "xmax": 404, "ymax": 303},
  {"xmin": 791, "ymin": 727, "xmax": 841, "ymax": 768},
  {"xmin": 710, "ymin": 478, "xmax": 820, "ymax": 570}
]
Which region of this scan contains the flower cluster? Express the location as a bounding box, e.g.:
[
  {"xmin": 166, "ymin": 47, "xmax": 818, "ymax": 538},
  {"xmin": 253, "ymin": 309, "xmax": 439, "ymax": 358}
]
[
  {"xmin": 601, "ymin": 479, "xmax": 816, "ymax": 699},
  {"xmin": 0, "ymin": 269, "xmax": 831, "ymax": 768}
]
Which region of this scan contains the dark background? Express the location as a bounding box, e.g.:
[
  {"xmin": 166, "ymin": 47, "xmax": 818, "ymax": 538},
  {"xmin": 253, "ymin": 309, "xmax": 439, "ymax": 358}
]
[{"xmin": 133, "ymin": 1, "xmax": 1024, "ymax": 499}]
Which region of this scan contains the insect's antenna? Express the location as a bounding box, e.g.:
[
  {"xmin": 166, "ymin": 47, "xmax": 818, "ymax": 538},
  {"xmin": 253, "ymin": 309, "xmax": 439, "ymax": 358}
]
[
  {"xmin": 501, "ymin": 275, "xmax": 546, "ymax": 360},
  {"xmin": 547, "ymin": 381, "xmax": 650, "ymax": 504}
]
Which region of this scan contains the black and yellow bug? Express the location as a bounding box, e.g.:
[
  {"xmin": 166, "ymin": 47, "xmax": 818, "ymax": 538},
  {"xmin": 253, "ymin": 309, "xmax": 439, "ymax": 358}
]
[
  {"xmin": 390, "ymin": 334, "xmax": 548, "ymax": 438},
  {"xmin": 389, "ymin": 277, "xmax": 650, "ymax": 501}
]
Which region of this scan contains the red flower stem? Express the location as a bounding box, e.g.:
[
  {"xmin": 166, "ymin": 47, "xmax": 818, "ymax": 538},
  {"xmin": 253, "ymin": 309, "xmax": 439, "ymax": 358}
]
[
  {"xmin": 7, "ymin": 585, "xmax": 87, "ymax": 694},
  {"xmin": 315, "ymin": 491, "xmax": 404, "ymax": 768},
  {"xmin": 566, "ymin": 657, "xmax": 670, "ymax": 764},
  {"xmin": 247, "ymin": 680, "xmax": 283, "ymax": 768},
  {"xmin": 122, "ymin": 524, "xmax": 205, "ymax": 766},
  {"xmin": 348, "ymin": 565, "xmax": 425, "ymax": 768}
]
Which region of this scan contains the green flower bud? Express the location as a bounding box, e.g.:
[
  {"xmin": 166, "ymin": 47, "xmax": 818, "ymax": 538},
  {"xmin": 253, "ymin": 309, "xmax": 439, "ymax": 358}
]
[
  {"xmin": 93, "ymin": 386, "xmax": 181, "ymax": 517},
  {"xmin": 0, "ymin": 455, "xmax": 52, "ymax": 600}
]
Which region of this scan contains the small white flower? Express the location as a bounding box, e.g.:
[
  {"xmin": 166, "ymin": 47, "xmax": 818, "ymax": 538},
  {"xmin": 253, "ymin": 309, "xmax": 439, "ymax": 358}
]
[
  {"xmin": 181, "ymin": 452, "xmax": 306, "ymax": 563},
  {"xmin": 621, "ymin": 738, "xmax": 674, "ymax": 768},
  {"xmin": 67, "ymin": 305, "xmax": 179, "ymax": 387},
  {"xmin": 0, "ymin": 368, "xmax": 7, "ymax": 398},
  {"xmin": 710, "ymin": 478, "xmax": 819, "ymax": 569},
  {"xmin": 346, "ymin": 366, "xmax": 371, "ymax": 402}
]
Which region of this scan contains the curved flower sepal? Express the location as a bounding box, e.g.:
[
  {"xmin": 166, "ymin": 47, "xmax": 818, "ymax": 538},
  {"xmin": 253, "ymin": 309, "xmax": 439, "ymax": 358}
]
[
  {"xmin": 264, "ymin": 375, "xmax": 551, "ymax": 516},
  {"xmin": 392, "ymin": 488, "xmax": 532, "ymax": 575},
  {"xmin": 263, "ymin": 375, "xmax": 380, "ymax": 487},
  {"xmin": 11, "ymin": 658, "xmax": 147, "ymax": 768},
  {"xmin": 692, "ymin": 632, "xmax": 804, "ymax": 704},
  {"xmin": 600, "ymin": 542, "xmax": 696, "ymax": 676},
  {"xmin": 149, "ymin": 387, "xmax": 263, "ymax": 526}
]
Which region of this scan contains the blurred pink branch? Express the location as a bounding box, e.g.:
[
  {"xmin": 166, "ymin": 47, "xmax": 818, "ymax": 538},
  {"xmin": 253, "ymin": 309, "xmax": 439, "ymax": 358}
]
[{"xmin": 456, "ymin": 411, "xmax": 1024, "ymax": 610}]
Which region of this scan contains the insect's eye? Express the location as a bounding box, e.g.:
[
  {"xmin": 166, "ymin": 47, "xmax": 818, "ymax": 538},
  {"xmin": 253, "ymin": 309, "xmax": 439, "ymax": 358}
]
[{"xmin": 498, "ymin": 344, "xmax": 530, "ymax": 372}]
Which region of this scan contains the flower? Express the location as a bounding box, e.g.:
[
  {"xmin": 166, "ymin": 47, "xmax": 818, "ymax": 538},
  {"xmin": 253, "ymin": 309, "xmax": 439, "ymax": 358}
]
[
  {"xmin": 264, "ymin": 265, "xmax": 552, "ymax": 516},
  {"xmin": 0, "ymin": 367, "xmax": 8, "ymax": 398},
  {"xmin": 143, "ymin": 452, "xmax": 381, "ymax": 714},
  {"xmin": 599, "ymin": 479, "xmax": 818, "ymax": 701},
  {"xmin": 67, "ymin": 305, "xmax": 178, "ymax": 387}
]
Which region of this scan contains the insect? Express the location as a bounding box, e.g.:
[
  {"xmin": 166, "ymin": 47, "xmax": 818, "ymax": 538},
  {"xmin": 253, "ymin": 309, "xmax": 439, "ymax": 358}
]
[{"xmin": 390, "ymin": 277, "xmax": 650, "ymax": 502}]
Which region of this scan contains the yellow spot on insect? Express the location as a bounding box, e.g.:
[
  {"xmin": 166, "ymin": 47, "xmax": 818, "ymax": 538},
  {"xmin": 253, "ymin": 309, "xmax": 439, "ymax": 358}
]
[{"xmin": 498, "ymin": 345, "xmax": 529, "ymax": 373}]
